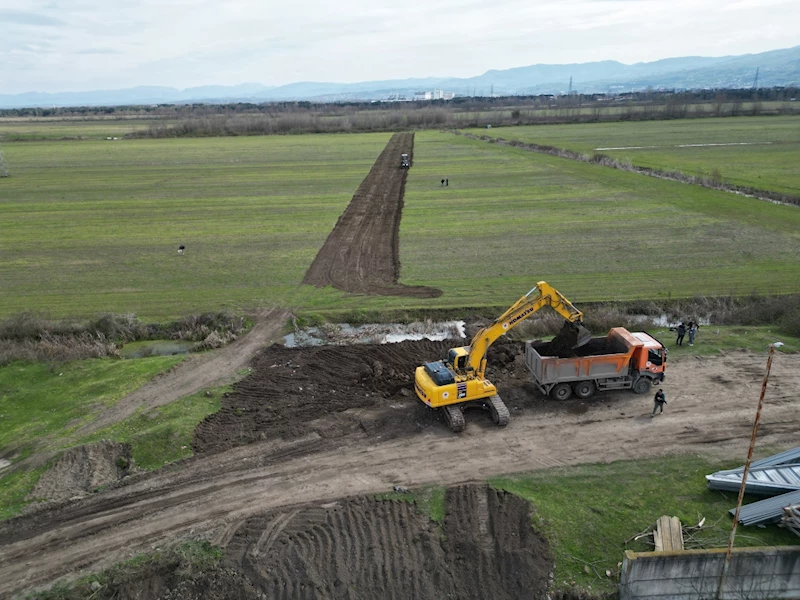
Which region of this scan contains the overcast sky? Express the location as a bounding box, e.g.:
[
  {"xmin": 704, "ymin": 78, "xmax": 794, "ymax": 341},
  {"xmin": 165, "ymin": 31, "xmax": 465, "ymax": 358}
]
[{"xmin": 1, "ymin": 0, "xmax": 797, "ymax": 94}]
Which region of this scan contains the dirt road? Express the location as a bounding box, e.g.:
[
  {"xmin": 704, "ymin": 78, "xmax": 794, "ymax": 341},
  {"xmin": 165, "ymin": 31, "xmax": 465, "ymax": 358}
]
[
  {"xmin": 2, "ymin": 349, "xmax": 798, "ymax": 597},
  {"xmin": 302, "ymin": 132, "xmax": 441, "ymax": 298},
  {"xmin": 75, "ymin": 308, "xmax": 290, "ymax": 438}
]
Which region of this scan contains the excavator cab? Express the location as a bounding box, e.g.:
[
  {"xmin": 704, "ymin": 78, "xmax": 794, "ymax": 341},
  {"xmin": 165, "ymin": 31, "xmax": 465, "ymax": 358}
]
[{"xmin": 448, "ymin": 347, "xmax": 468, "ymax": 371}]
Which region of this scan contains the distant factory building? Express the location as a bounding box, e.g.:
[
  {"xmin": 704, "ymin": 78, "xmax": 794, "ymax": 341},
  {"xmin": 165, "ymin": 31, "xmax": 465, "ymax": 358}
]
[{"xmin": 413, "ymin": 90, "xmax": 456, "ymax": 101}]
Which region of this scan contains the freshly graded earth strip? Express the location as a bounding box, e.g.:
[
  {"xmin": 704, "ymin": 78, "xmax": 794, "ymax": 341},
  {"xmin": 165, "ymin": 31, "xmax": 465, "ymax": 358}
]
[
  {"xmin": 218, "ymin": 484, "xmax": 550, "ymax": 600},
  {"xmin": 303, "ymin": 132, "xmax": 442, "ymax": 298}
]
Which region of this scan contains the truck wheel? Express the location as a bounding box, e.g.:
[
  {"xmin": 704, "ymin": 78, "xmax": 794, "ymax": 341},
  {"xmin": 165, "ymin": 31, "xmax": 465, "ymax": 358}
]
[
  {"xmin": 551, "ymin": 383, "xmax": 572, "ymax": 401},
  {"xmin": 632, "ymin": 378, "xmax": 652, "ymax": 394},
  {"xmin": 573, "ymin": 380, "xmax": 596, "ymax": 399}
]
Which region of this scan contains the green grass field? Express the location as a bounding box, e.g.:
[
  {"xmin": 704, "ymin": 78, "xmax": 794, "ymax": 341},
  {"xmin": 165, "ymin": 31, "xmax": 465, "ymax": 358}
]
[
  {"xmin": 400, "ymin": 131, "xmax": 800, "ymax": 304},
  {"xmin": 0, "ymin": 133, "xmax": 393, "ymax": 318},
  {"xmin": 464, "ymin": 116, "xmax": 800, "ymax": 196},
  {"xmin": 0, "ymin": 117, "xmax": 172, "ymax": 141},
  {"xmin": 2, "ymin": 128, "xmax": 799, "ymax": 320}
]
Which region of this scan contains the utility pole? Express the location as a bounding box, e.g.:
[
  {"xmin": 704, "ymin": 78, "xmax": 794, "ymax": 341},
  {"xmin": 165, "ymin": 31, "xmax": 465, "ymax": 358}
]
[
  {"xmin": 752, "ymin": 67, "xmax": 759, "ymax": 89},
  {"xmin": 717, "ymin": 343, "xmax": 778, "ymax": 599}
]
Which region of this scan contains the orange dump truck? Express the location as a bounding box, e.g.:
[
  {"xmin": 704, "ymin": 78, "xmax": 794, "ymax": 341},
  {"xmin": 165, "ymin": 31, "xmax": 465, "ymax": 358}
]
[{"xmin": 525, "ymin": 327, "xmax": 666, "ymax": 401}]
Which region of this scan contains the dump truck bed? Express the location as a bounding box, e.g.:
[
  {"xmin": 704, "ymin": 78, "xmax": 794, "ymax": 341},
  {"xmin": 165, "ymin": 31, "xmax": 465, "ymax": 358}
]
[{"xmin": 525, "ymin": 328, "xmax": 637, "ymax": 385}]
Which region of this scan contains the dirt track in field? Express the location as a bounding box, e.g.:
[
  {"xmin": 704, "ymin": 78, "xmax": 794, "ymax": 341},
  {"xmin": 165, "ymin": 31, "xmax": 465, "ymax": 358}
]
[
  {"xmin": 302, "ymin": 132, "xmax": 442, "ymax": 298},
  {"xmin": 77, "ymin": 308, "xmax": 290, "ymax": 438},
  {"xmin": 2, "ymin": 341, "xmax": 799, "ymax": 598}
]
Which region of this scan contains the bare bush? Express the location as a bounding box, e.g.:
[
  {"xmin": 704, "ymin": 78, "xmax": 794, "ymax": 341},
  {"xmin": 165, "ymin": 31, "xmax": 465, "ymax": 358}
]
[{"xmin": 0, "ymin": 311, "xmax": 248, "ymax": 364}]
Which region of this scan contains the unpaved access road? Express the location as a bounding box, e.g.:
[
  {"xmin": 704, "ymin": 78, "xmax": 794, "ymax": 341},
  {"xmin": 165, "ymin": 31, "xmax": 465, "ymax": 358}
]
[
  {"xmin": 2, "ymin": 349, "xmax": 798, "ymax": 597},
  {"xmin": 76, "ymin": 308, "xmax": 290, "ymax": 438},
  {"xmin": 303, "ymin": 132, "xmax": 441, "ymax": 298}
]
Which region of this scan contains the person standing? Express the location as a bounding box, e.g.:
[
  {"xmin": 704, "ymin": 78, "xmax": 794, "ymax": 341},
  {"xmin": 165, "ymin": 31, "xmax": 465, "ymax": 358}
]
[
  {"xmin": 652, "ymin": 388, "xmax": 667, "ymax": 415},
  {"xmin": 676, "ymin": 322, "xmax": 686, "ymax": 346},
  {"xmin": 441, "ymin": 179, "xmax": 445, "ymax": 186},
  {"xmin": 445, "ymin": 178, "xmax": 449, "ymax": 186},
  {"xmin": 688, "ymin": 321, "xmax": 699, "ymax": 346}
]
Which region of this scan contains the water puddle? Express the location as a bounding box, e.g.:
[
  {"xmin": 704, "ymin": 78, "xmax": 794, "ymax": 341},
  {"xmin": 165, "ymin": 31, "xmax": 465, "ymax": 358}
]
[
  {"xmin": 284, "ymin": 321, "xmax": 466, "ymax": 348},
  {"xmin": 630, "ymin": 314, "xmax": 712, "ymax": 328},
  {"xmin": 120, "ymin": 340, "xmax": 195, "ymax": 358}
]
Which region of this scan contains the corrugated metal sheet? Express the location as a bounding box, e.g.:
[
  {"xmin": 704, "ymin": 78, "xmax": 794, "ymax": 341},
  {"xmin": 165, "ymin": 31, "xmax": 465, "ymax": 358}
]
[
  {"xmin": 732, "ymin": 490, "xmax": 800, "ymax": 526},
  {"xmin": 714, "ymin": 447, "xmax": 800, "ymax": 475},
  {"xmin": 706, "ymin": 447, "xmax": 800, "ymax": 495},
  {"xmin": 707, "ymin": 464, "xmax": 800, "ymax": 495}
]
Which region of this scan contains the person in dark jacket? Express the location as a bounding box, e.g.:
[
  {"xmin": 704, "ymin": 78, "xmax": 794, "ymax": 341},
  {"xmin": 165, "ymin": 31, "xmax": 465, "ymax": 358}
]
[
  {"xmin": 652, "ymin": 389, "xmax": 667, "ymax": 415},
  {"xmin": 676, "ymin": 322, "xmax": 686, "ymax": 346}
]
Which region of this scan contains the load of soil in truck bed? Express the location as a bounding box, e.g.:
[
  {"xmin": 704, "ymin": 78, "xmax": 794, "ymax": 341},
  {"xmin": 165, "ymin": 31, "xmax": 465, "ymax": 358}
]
[{"xmin": 531, "ymin": 336, "xmax": 627, "ymax": 359}]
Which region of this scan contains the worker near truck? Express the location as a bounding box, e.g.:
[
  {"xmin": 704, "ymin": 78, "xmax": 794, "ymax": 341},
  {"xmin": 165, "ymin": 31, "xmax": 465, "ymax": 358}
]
[
  {"xmin": 652, "ymin": 388, "xmax": 667, "ymax": 415},
  {"xmin": 676, "ymin": 322, "xmax": 686, "ymax": 346}
]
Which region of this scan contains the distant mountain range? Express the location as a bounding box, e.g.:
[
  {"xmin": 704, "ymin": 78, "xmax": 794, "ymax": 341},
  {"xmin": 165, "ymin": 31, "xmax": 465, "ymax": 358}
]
[{"xmin": 2, "ymin": 45, "xmax": 798, "ymax": 108}]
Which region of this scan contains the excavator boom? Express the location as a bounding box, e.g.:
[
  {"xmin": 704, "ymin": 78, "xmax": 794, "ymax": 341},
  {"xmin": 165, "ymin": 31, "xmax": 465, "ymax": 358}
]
[
  {"xmin": 414, "ymin": 281, "xmax": 590, "ymax": 431},
  {"xmin": 467, "ymin": 281, "xmax": 589, "ymax": 378}
]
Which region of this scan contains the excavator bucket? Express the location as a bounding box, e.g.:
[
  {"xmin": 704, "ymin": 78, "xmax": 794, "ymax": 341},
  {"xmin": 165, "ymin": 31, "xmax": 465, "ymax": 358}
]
[{"xmin": 551, "ymin": 320, "xmax": 592, "ymax": 353}]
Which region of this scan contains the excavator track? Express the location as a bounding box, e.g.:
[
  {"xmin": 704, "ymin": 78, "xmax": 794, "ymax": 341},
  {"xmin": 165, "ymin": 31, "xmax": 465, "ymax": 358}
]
[
  {"xmin": 488, "ymin": 395, "xmax": 510, "ymax": 427},
  {"xmin": 443, "ymin": 405, "xmax": 466, "ymax": 433}
]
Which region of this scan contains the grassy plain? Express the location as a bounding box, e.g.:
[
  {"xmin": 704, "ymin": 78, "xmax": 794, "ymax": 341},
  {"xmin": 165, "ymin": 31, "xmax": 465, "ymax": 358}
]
[
  {"xmin": 464, "ymin": 116, "xmax": 800, "ymax": 196},
  {"xmin": 0, "ymin": 133, "xmax": 391, "ymax": 318},
  {"xmin": 2, "ymin": 127, "xmax": 799, "ymax": 321},
  {"xmin": 0, "ymin": 117, "xmax": 171, "ymax": 141},
  {"xmin": 399, "ymin": 131, "xmax": 800, "ymax": 304}
]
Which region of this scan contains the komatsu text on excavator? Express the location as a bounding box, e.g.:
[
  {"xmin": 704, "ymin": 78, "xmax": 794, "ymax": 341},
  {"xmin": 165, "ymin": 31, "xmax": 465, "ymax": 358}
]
[{"xmin": 414, "ymin": 281, "xmax": 591, "ymax": 432}]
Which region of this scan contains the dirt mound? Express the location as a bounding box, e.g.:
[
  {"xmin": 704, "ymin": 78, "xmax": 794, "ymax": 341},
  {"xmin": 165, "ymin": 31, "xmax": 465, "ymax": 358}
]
[
  {"xmin": 302, "ymin": 132, "xmax": 441, "ymax": 298},
  {"xmin": 192, "ymin": 339, "xmax": 454, "ymax": 454},
  {"xmin": 30, "ymin": 440, "xmax": 131, "ymax": 502},
  {"xmin": 216, "ymin": 483, "xmax": 550, "ymax": 600}
]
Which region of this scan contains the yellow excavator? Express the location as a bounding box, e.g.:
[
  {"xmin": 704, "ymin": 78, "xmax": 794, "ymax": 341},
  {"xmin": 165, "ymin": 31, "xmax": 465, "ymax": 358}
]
[{"xmin": 414, "ymin": 281, "xmax": 591, "ymax": 432}]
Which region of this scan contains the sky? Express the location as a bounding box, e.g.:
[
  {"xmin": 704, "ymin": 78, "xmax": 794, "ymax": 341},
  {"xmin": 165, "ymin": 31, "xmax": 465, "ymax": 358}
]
[{"xmin": 0, "ymin": 0, "xmax": 798, "ymax": 94}]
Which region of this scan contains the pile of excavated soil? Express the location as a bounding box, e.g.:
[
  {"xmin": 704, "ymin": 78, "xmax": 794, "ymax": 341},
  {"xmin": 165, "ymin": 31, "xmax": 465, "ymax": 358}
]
[
  {"xmin": 219, "ymin": 483, "xmax": 551, "ymax": 600},
  {"xmin": 192, "ymin": 340, "xmax": 526, "ymax": 455},
  {"xmin": 30, "ymin": 441, "xmax": 131, "ymax": 502}
]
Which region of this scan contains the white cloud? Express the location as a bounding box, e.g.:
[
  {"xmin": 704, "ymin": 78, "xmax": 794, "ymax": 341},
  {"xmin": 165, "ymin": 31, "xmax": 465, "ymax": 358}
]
[{"xmin": 0, "ymin": 0, "xmax": 797, "ymax": 93}]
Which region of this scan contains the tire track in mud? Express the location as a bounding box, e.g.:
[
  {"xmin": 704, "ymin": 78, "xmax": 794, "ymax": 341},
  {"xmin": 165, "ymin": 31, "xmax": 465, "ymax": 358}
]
[
  {"xmin": 230, "ymin": 485, "xmax": 550, "ymax": 600},
  {"xmin": 303, "ymin": 132, "xmax": 441, "ymax": 298}
]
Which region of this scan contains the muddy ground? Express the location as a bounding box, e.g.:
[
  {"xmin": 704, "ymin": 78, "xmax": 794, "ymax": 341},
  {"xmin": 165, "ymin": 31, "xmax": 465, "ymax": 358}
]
[
  {"xmin": 192, "ymin": 339, "xmax": 526, "ymax": 454},
  {"xmin": 32, "ymin": 484, "xmax": 549, "ymax": 600},
  {"xmin": 302, "ymin": 132, "xmax": 441, "ymax": 298},
  {"xmin": 221, "ymin": 484, "xmax": 549, "ymax": 600},
  {"xmin": 3, "ymin": 344, "xmax": 800, "ymax": 597}
]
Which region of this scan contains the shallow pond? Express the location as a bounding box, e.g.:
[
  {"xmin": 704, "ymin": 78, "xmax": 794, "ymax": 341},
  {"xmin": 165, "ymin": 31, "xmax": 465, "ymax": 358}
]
[{"xmin": 120, "ymin": 340, "xmax": 195, "ymax": 358}]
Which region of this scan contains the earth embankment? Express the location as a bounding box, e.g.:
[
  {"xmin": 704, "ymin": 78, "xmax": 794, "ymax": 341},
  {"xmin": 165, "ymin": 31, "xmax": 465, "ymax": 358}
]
[{"xmin": 302, "ymin": 132, "xmax": 441, "ymax": 298}]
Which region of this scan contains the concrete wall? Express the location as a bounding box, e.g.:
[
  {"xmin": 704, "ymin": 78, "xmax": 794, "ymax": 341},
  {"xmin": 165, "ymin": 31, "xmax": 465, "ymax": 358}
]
[{"xmin": 620, "ymin": 547, "xmax": 800, "ymax": 600}]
